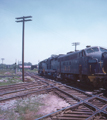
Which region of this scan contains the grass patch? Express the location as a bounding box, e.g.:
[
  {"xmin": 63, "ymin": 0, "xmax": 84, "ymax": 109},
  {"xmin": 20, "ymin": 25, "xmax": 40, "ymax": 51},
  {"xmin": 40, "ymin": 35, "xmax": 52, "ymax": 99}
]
[
  {"xmin": 0, "ymin": 96, "xmax": 44, "ymax": 120},
  {"xmin": 15, "ymin": 99, "xmax": 43, "ymax": 120},
  {"xmin": 26, "ymin": 69, "xmax": 38, "ymax": 73},
  {"xmin": 0, "ymin": 77, "xmax": 22, "ymax": 86},
  {"xmin": 0, "ymin": 70, "xmax": 15, "ymax": 76}
]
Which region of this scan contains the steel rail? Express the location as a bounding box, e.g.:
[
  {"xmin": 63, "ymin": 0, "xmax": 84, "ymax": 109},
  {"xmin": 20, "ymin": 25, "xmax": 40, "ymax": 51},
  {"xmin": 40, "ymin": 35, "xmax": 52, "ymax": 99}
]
[
  {"xmin": 29, "ymin": 73, "xmax": 107, "ymax": 120},
  {"xmin": 0, "ymin": 87, "xmax": 55, "ymax": 102},
  {"xmin": 35, "ymin": 102, "xmax": 83, "ymax": 120},
  {"xmin": 0, "ymin": 85, "xmax": 48, "ymax": 96}
]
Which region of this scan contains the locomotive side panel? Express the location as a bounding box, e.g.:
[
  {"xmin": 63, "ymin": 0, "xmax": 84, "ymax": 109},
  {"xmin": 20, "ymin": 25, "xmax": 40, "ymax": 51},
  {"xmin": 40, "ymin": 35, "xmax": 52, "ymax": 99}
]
[
  {"xmin": 38, "ymin": 60, "xmax": 47, "ymax": 75},
  {"xmin": 38, "ymin": 46, "xmax": 107, "ymax": 88}
]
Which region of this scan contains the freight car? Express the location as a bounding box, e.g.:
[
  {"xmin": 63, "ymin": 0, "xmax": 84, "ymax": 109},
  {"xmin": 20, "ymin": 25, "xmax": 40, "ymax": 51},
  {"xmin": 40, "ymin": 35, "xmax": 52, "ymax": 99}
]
[{"xmin": 38, "ymin": 46, "xmax": 107, "ymax": 88}]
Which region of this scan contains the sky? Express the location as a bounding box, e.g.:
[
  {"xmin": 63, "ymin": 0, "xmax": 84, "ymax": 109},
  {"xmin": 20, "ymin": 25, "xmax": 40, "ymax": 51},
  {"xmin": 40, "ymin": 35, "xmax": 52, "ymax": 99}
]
[{"xmin": 0, "ymin": 0, "xmax": 107, "ymax": 65}]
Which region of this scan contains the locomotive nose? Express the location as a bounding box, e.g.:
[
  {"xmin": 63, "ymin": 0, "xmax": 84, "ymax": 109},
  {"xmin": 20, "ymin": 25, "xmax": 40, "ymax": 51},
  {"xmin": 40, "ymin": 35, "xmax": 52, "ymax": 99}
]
[{"xmin": 103, "ymin": 53, "xmax": 107, "ymax": 73}]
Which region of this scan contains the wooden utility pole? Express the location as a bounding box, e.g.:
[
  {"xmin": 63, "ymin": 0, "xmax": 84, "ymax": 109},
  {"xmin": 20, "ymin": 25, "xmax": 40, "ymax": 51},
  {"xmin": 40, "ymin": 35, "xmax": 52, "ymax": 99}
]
[
  {"xmin": 72, "ymin": 42, "xmax": 80, "ymax": 51},
  {"xmin": 15, "ymin": 16, "xmax": 32, "ymax": 82},
  {"xmin": 1, "ymin": 58, "xmax": 4, "ymax": 70}
]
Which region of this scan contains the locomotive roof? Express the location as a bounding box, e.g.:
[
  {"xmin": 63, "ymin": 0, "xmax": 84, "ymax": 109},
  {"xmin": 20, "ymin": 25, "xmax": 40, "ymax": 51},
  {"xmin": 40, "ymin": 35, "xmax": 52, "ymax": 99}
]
[
  {"xmin": 85, "ymin": 46, "xmax": 99, "ymax": 50},
  {"xmin": 39, "ymin": 46, "xmax": 107, "ymax": 63},
  {"xmin": 48, "ymin": 54, "xmax": 65, "ymax": 60},
  {"xmin": 58, "ymin": 46, "xmax": 103, "ymax": 59},
  {"xmin": 39, "ymin": 54, "xmax": 65, "ymax": 63},
  {"xmin": 58, "ymin": 49, "xmax": 80, "ymax": 59},
  {"xmin": 85, "ymin": 46, "xmax": 107, "ymax": 50}
]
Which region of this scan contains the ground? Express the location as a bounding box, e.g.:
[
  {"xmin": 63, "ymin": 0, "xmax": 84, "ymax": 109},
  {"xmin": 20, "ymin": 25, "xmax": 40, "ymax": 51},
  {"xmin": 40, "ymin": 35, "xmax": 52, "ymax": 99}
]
[
  {"xmin": 0, "ymin": 93, "xmax": 70, "ymax": 120},
  {"xmin": 0, "ymin": 70, "xmax": 70, "ymax": 120}
]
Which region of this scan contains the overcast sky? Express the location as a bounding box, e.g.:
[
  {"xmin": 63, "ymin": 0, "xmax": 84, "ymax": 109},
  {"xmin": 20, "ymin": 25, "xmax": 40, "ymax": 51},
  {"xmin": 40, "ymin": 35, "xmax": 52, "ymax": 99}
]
[{"xmin": 0, "ymin": 0, "xmax": 107, "ymax": 64}]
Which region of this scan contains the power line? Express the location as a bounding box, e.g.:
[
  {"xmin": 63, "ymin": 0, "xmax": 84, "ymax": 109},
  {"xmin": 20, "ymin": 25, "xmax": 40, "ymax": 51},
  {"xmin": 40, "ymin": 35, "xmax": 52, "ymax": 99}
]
[{"xmin": 15, "ymin": 16, "xmax": 32, "ymax": 82}]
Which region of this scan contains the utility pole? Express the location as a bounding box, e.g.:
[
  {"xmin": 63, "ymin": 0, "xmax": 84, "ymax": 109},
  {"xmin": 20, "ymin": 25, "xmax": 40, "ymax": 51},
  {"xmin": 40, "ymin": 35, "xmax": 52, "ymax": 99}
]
[
  {"xmin": 15, "ymin": 16, "xmax": 32, "ymax": 82},
  {"xmin": 72, "ymin": 42, "xmax": 80, "ymax": 51},
  {"xmin": 1, "ymin": 58, "xmax": 4, "ymax": 70}
]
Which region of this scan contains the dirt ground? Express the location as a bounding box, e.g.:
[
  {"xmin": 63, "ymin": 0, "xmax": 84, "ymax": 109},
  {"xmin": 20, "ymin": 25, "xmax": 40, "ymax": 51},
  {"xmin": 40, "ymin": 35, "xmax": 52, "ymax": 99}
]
[
  {"xmin": 0, "ymin": 92, "xmax": 70, "ymax": 120},
  {"xmin": 0, "ymin": 70, "xmax": 70, "ymax": 119},
  {"xmin": 37, "ymin": 93, "xmax": 70, "ymax": 115}
]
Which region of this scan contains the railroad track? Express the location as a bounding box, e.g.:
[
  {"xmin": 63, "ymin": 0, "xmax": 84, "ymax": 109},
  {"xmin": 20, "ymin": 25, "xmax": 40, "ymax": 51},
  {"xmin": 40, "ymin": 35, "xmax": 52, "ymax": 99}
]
[
  {"xmin": 36, "ymin": 93, "xmax": 107, "ymax": 120},
  {"xmin": 0, "ymin": 72, "xmax": 107, "ymax": 119},
  {"xmin": 0, "ymin": 75, "xmax": 51, "ymax": 101},
  {"xmin": 27, "ymin": 72, "xmax": 107, "ymax": 120}
]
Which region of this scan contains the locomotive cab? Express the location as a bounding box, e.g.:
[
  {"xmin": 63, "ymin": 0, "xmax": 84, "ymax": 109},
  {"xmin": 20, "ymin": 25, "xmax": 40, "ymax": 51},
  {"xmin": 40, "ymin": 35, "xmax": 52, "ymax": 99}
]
[
  {"xmin": 84, "ymin": 46, "xmax": 107, "ymax": 87},
  {"xmin": 101, "ymin": 47, "xmax": 107, "ymax": 73}
]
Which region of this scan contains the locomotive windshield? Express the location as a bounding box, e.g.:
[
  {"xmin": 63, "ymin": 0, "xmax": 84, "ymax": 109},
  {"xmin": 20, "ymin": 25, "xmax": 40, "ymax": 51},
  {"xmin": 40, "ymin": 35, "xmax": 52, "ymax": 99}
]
[
  {"xmin": 100, "ymin": 47, "xmax": 107, "ymax": 52},
  {"xmin": 86, "ymin": 47, "xmax": 99, "ymax": 53}
]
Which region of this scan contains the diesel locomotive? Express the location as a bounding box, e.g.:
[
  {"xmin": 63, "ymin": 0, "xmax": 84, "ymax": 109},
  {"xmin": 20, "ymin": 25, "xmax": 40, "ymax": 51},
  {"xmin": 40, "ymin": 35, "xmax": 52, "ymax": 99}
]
[{"xmin": 38, "ymin": 46, "xmax": 107, "ymax": 88}]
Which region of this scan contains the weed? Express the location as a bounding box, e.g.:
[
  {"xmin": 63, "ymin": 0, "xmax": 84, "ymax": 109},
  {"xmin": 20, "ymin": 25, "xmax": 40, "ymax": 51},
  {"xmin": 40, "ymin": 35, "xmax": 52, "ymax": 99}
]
[
  {"xmin": 25, "ymin": 69, "xmax": 38, "ymax": 73},
  {"xmin": 14, "ymin": 97, "xmax": 44, "ymax": 120},
  {"xmin": 0, "ymin": 77, "xmax": 22, "ymax": 86},
  {"xmin": 0, "ymin": 96, "xmax": 44, "ymax": 120}
]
